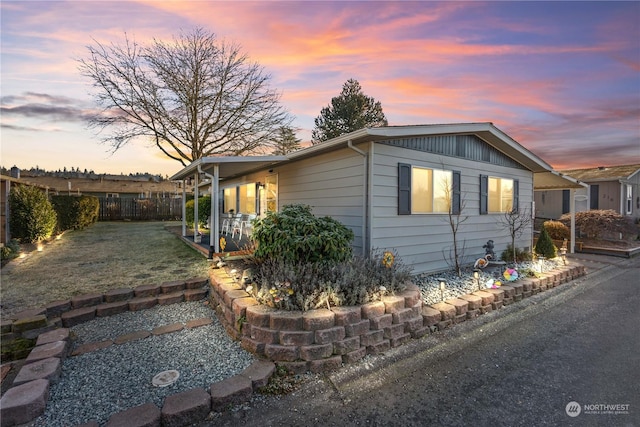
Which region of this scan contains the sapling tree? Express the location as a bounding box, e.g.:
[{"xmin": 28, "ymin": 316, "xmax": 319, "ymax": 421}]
[{"xmin": 499, "ymin": 207, "xmax": 532, "ymax": 266}]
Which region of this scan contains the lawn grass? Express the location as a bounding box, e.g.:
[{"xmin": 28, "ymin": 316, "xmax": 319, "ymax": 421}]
[{"xmin": 0, "ymin": 221, "xmax": 210, "ymax": 317}]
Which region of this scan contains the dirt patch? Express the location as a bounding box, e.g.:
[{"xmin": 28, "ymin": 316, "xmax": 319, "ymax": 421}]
[{"xmin": 0, "ymin": 221, "xmax": 211, "ymax": 318}]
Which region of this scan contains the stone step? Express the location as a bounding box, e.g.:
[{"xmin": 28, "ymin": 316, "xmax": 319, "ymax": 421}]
[{"xmin": 0, "ymin": 378, "xmax": 50, "ymax": 426}]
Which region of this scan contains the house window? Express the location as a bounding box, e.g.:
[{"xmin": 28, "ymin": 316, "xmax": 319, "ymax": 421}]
[
  {"xmin": 106, "ymin": 193, "xmax": 119, "ymax": 198},
  {"xmin": 398, "ymin": 164, "xmax": 460, "ymax": 215},
  {"xmin": 223, "ymin": 187, "xmax": 237, "ymax": 213},
  {"xmin": 626, "ymin": 185, "xmax": 633, "ymax": 215},
  {"xmin": 480, "ymin": 175, "xmax": 519, "ymax": 214},
  {"xmin": 238, "ymin": 183, "xmax": 257, "ymax": 214}
]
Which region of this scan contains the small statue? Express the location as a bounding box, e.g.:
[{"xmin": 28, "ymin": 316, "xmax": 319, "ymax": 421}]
[{"xmin": 483, "ymin": 240, "xmax": 495, "ymax": 260}]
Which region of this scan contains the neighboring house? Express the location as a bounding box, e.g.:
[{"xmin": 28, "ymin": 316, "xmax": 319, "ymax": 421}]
[
  {"xmin": 534, "ymin": 164, "xmax": 640, "ymax": 221},
  {"xmin": 171, "ymin": 123, "xmax": 583, "ymax": 275},
  {"xmin": 19, "ymin": 175, "xmax": 184, "ymax": 199}
]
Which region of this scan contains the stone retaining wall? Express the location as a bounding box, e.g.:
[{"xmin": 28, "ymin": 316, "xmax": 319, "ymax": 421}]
[{"xmin": 209, "ymin": 263, "xmax": 586, "ymax": 374}]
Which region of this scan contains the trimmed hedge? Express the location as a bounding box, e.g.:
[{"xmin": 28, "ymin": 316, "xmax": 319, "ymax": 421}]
[
  {"xmin": 51, "ymin": 195, "xmax": 100, "ymax": 231},
  {"xmin": 9, "ymin": 185, "xmax": 57, "ymax": 243},
  {"xmin": 185, "ymin": 195, "xmax": 212, "ymax": 227}
]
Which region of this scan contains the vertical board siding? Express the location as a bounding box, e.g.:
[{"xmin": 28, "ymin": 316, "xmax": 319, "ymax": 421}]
[
  {"xmin": 371, "ymin": 143, "xmax": 534, "ymax": 274},
  {"xmin": 99, "ymin": 197, "xmax": 183, "ymax": 221}
]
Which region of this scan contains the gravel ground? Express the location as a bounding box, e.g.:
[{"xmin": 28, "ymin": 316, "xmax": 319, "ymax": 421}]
[
  {"xmin": 33, "ymin": 302, "xmax": 255, "ymax": 427},
  {"xmin": 414, "ymin": 259, "xmax": 562, "ymax": 305}
]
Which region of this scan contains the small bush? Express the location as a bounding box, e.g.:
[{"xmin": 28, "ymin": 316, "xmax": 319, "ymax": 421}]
[
  {"xmin": 248, "ymin": 250, "xmax": 412, "ymax": 311},
  {"xmin": 185, "ymin": 196, "xmax": 212, "ymax": 227},
  {"xmin": 543, "ymin": 220, "xmax": 569, "ymax": 241},
  {"xmin": 1, "ymin": 239, "xmax": 20, "ymax": 261},
  {"xmin": 535, "ymin": 226, "xmax": 557, "ymax": 259},
  {"xmin": 9, "ymin": 185, "xmax": 57, "ymax": 243},
  {"xmin": 51, "ymin": 195, "xmax": 99, "ymax": 231},
  {"xmin": 559, "ymin": 209, "xmax": 627, "ymax": 239},
  {"xmin": 500, "ymin": 244, "xmax": 532, "ymax": 263},
  {"xmin": 252, "ymin": 204, "xmax": 354, "ymax": 264}
]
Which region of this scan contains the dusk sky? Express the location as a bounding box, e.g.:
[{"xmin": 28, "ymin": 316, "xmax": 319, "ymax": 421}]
[{"xmin": 1, "ymin": 1, "xmax": 639, "ymax": 176}]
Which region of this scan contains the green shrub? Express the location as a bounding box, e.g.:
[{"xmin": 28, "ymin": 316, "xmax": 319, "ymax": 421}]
[
  {"xmin": 543, "ymin": 220, "xmax": 569, "ymax": 241},
  {"xmin": 1, "ymin": 239, "xmax": 21, "ymax": 261},
  {"xmin": 248, "ymin": 250, "xmax": 412, "ymax": 311},
  {"xmin": 185, "ymin": 196, "xmax": 212, "ymax": 228},
  {"xmin": 9, "ymin": 185, "xmax": 57, "ymax": 243},
  {"xmin": 252, "ymin": 204, "xmax": 354, "ymax": 264},
  {"xmin": 500, "ymin": 244, "xmax": 532, "ymax": 263},
  {"xmin": 535, "ymin": 226, "xmax": 557, "ymax": 259},
  {"xmin": 51, "ymin": 195, "xmax": 99, "ymax": 231}
]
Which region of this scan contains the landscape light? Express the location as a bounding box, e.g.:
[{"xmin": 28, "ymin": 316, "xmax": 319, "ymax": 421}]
[
  {"xmin": 37, "ymin": 243, "xmax": 43, "ymax": 252},
  {"xmin": 439, "ymin": 280, "xmax": 446, "ymax": 302},
  {"xmin": 473, "ymin": 269, "xmax": 481, "ymax": 291}
]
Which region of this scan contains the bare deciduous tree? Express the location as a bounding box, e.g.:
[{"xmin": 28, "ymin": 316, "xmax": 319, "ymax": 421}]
[
  {"xmin": 499, "ymin": 207, "xmax": 532, "ymax": 266},
  {"xmin": 440, "ymin": 170, "xmax": 468, "ymax": 276},
  {"xmin": 79, "ymin": 28, "xmax": 292, "ymax": 166}
]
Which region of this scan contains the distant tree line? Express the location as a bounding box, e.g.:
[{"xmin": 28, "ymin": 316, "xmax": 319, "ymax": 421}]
[{"xmin": 1, "ymin": 166, "xmax": 168, "ymax": 181}]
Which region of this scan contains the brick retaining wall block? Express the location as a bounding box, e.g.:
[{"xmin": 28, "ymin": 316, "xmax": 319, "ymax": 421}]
[
  {"xmin": 264, "ymin": 344, "xmax": 299, "ymax": 361},
  {"xmin": 210, "ymin": 375, "xmax": 253, "ymax": 411},
  {"xmin": 245, "ymin": 305, "xmax": 275, "ymax": 328},
  {"xmin": 223, "ymin": 290, "xmax": 250, "ymax": 307},
  {"xmin": 96, "ymin": 301, "xmax": 129, "ymax": 317},
  {"xmin": 309, "ymin": 355, "xmax": 342, "ymax": 373},
  {"xmin": 345, "ymin": 319, "xmax": 372, "ymax": 336},
  {"xmin": 342, "ymin": 346, "xmax": 367, "ymax": 363},
  {"xmin": 104, "ymin": 288, "xmax": 134, "ymax": 303},
  {"xmin": 25, "ymin": 341, "xmax": 67, "ymax": 364},
  {"xmin": 105, "ymin": 402, "xmax": 161, "ymax": 427},
  {"xmin": 368, "ymin": 314, "xmax": 393, "ymax": 331},
  {"xmin": 71, "ymin": 293, "xmax": 103, "ymax": 309},
  {"xmin": 302, "ymin": 309, "xmax": 335, "ymax": 331},
  {"xmin": 61, "ymin": 307, "xmax": 96, "ymax": 328},
  {"xmin": 128, "ymin": 297, "xmax": 157, "ymax": 312},
  {"xmin": 361, "ymin": 301, "xmax": 385, "ymax": 319},
  {"xmin": 270, "ymin": 312, "xmax": 303, "ymax": 331},
  {"xmin": 279, "ymin": 330, "xmax": 314, "ymax": 346},
  {"xmin": 35, "ymin": 328, "xmax": 69, "ymax": 346},
  {"xmin": 367, "ymin": 339, "xmax": 390, "ymax": 355},
  {"xmin": 160, "ymin": 280, "xmax": 185, "ymax": 294},
  {"xmin": 161, "ymin": 387, "xmax": 210, "ymax": 427},
  {"xmin": 333, "ymin": 336, "xmax": 361, "ymax": 355},
  {"xmin": 184, "ymin": 288, "xmax": 207, "ymax": 302},
  {"xmin": 0, "ymin": 378, "xmax": 49, "ymax": 427},
  {"xmin": 421, "ymin": 306, "xmax": 442, "ymax": 326},
  {"xmin": 276, "ymin": 361, "xmax": 309, "ymax": 375},
  {"xmin": 392, "ymin": 307, "xmax": 417, "ymax": 324},
  {"xmin": 331, "ymin": 306, "xmax": 362, "ymax": 326},
  {"xmin": 472, "ymin": 291, "xmax": 495, "ymax": 306},
  {"xmin": 13, "ymin": 357, "xmax": 61, "ymax": 386},
  {"xmin": 360, "ymin": 329, "xmax": 384, "ymax": 346},
  {"xmin": 430, "ymin": 302, "xmax": 456, "ymax": 321},
  {"xmin": 241, "ymin": 337, "xmax": 265, "ymax": 356},
  {"xmin": 11, "ymin": 315, "xmax": 48, "ymax": 333},
  {"xmin": 381, "ymin": 295, "xmax": 405, "ymax": 313},
  {"xmin": 240, "ymin": 360, "xmax": 275, "ymax": 390},
  {"xmin": 397, "ymin": 284, "xmax": 422, "ymax": 307},
  {"xmin": 156, "ymin": 292, "xmax": 184, "ymax": 306},
  {"xmin": 133, "ymin": 284, "xmax": 161, "ymax": 298},
  {"xmin": 314, "ymin": 326, "xmax": 345, "ymax": 345},
  {"xmin": 232, "ymin": 297, "xmax": 258, "ymax": 318},
  {"xmin": 459, "ymin": 294, "xmax": 482, "ymax": 310},
  {"xmin": 300, "ymin": 343, "xmax": 333, "ymax": 361},
  {"xmin": 184, "ymin": 277, "xmax": 208, "ymax": 289},
  {"xmin": 250, "ymin": 326, "xmax": 278, "ymax": 344},
  {"xmin": 45, "ymin": 300, "xmax": 71, "ymax": 318}
]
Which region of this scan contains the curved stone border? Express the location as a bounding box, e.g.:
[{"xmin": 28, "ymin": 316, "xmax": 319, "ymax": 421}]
[
  {"xmin": 209, "ymin": 263, "xmax": 586, "ymax": 375},
  {"xmin": 0, "ymin": 277, "xmax": 280, "ymax": 427}
]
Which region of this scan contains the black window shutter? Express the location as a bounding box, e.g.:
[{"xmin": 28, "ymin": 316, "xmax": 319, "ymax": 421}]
[
  {"xmin": 452, "ymin": 170, "xmax": 461, "ymax": 215},
  {"xmin": 512, "ymin": 179, "xmax": 519, "ymax": 212},
  {"xmin": 398, "ymin": 163, "xmax": 411, "ymax": 215},
  {"xmin": 480, "ymin": 175, "xmax": 488, "ymax": 215}
]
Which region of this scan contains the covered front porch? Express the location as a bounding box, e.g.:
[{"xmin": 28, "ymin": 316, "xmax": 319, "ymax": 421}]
[{"xmin": 169, "ymin": 156, "xmax": 287, "ymax": 258}]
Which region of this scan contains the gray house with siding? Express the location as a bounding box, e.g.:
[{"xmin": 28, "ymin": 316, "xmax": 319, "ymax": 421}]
[{"xmin": 171, "ymin": 123, "xmax": 581, "ymax": 275}]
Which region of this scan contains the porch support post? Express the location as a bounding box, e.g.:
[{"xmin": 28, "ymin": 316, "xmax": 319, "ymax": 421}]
[
  {"xmin": 570, "ymin": 188, "xmax": 576, "ymax": 253},
  {"xmin": 181, "ymin": 179, "xmax": 186, "ymax": 237},
  {"xmin": 213, "ymin": 164, "xmax": 220, "ymax": 254},
  {"xmin": 194, "ymin": 173, "xmax": 200, "ymax": 243}
]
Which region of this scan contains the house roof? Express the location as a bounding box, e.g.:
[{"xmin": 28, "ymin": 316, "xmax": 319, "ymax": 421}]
[
  {"xmin": 170, "ymin": 123, "xmax": 583, "ymax": 189},
  {"xmin": 16, "ymin": 176, "xmax": 182, "ymax": 195},
  {"xmin": 558, "ymin": 164, "xmax": 640, "ymax": 182}
]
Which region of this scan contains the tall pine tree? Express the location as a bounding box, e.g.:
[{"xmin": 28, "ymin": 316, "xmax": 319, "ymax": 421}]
[
  {"xmin": 271, "ymin": 126, "xmax": 302, "ymax": 155},
  {"xmin": 312, "ymin": 79, "xmax": 388, "ymax": 144}
]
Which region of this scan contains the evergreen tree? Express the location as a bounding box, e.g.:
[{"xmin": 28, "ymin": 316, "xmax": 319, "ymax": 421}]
[
  {"xmin": 271, "ymin": 126, "xmax": 302, "ymax": 155},
  {"xmin": 535, "ymin": 225, "xmax": 557, "ymax": 259},
  {"xmin": 312, "ymin": 79, "xmax": 388, "ymax": 144}
]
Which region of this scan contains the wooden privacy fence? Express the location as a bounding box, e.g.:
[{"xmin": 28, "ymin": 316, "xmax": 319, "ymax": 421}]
[{"xmin": 98, "ymin": 197, "xmax": 183, "ymax": 221}]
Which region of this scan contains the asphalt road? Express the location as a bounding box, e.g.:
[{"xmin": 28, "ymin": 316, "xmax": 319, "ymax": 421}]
[{"xmin": 207, "ymin": 254, "xmax": 640, "ymax": 427}]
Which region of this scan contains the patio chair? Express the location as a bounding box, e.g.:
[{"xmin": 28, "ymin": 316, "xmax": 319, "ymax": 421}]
[
  {"xmin": 231, "ymin": 214, "xmax": 248, "ymax": 239},
  {"xmin": 221, "ymin": 213, "xmax": 233, "ymax": 234},
  {"xmin": 242, "ymin": 214, "xmax": 257, "ymax": 237}
]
